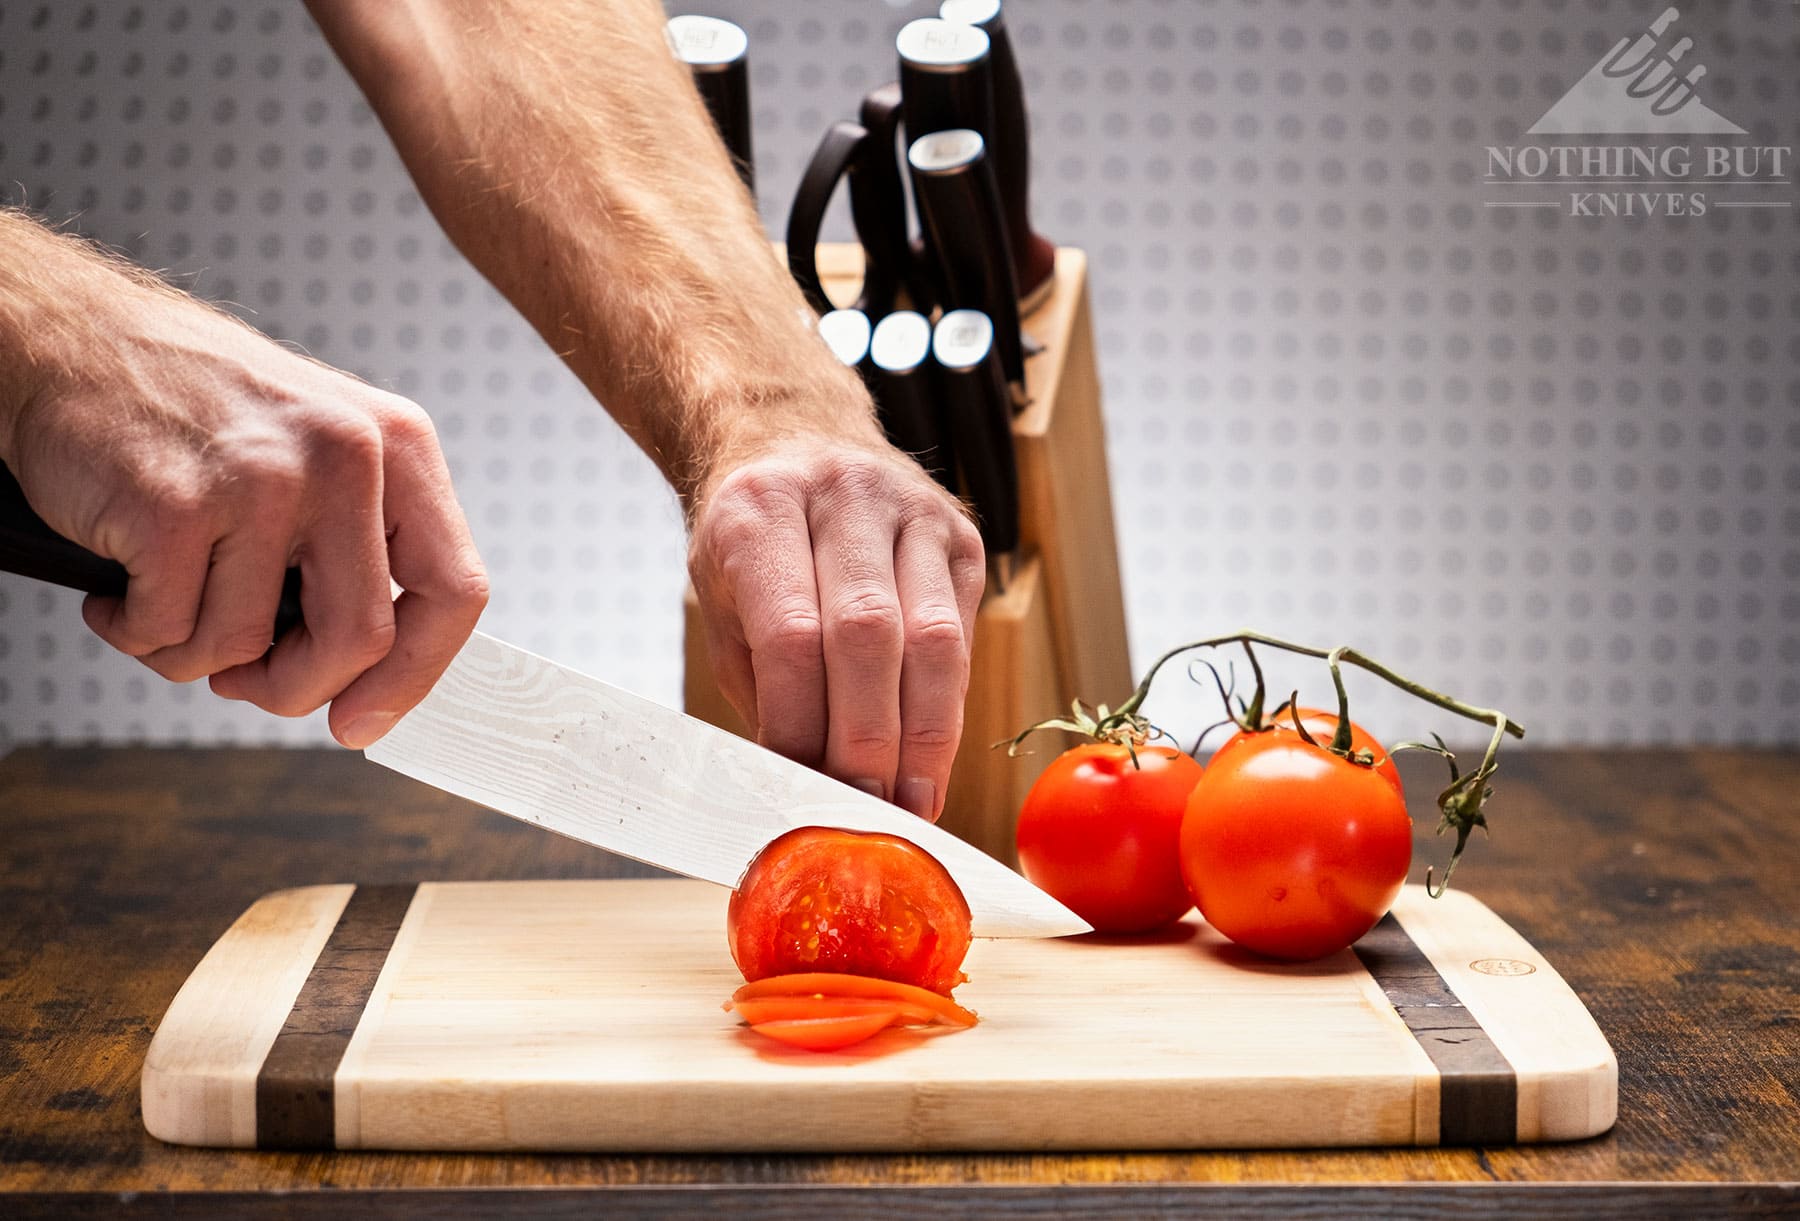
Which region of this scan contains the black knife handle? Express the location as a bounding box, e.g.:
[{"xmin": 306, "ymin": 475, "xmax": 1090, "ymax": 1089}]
[
  {"xmin": 906, "ymin": 129, "xmax": 1025, "ymax": 387},
  {"xmin": 0, "ymin": 461, "xmax": 304, "ymax": 639},
  {"xmin": 667, "ymin": 15, "xmax": 755, "ymax": 196},
  {"xmin": 937, "ymin": 0, "xmax": 1055, "ymax": 304},
  {"xmin": 855, "ymin": 83, "xmax": 933, "ymax": 314},
  {"xmin": 792, "ymin": 119, "xmax": 914, "ymax": 318},
  {"xmin": 932, "ymin": 310, "xmax": 1020, "ymax": 557},
  {"xmin": 868, "ymin": 310, "xmax": 956, "ymax": 493},
  {"xmin": 897, "ymin": 18, "xmax": 993, "ymax": 149}
]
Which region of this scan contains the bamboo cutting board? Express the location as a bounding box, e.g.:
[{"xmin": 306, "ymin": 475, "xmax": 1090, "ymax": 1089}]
[{"xmin": 142, "ymin": 879, "xmax": 1615, "ymax": 1152}]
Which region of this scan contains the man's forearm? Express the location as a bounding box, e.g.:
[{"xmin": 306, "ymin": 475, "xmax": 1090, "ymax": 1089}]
[{"xmin": 305, "ymin": 0, "xmax": 881, "ymax": 503}]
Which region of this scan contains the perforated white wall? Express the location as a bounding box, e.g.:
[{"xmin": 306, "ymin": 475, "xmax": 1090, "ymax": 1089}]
[{"xmin": 1, "ymin": 1, "xmax": 1796, "ymax": 751}]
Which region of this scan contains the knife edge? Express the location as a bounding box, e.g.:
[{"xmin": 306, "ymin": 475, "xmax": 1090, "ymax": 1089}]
[{"xmin": 364, "ymin": 632, "xmax": 1091, "ymax": 939}]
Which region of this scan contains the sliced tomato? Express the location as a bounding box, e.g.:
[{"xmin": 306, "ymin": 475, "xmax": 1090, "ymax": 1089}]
[
  {"xmin": 728, "ymin": 827, "xmax": 972, "ymax": 995},
  {"xmin": 747, "ymin": 1010, "xmax": 903, "ymax": 1052},
  {"xmin": 727, "ymin": 995, "xmax": 942, "ymax": 1026},
  {"xmin": 729, "ymin": 972, "xmax": 979, "ymax": 1027}
]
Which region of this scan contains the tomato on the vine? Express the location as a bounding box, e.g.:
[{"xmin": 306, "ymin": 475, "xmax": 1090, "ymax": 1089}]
[
  {"xmin": 728, "ymin": 826, "xmax": 972, "ymax": 996},
  {"xmin": 1180, "ymin": 733, "xmax": 1412, "ymax": 961},
  {"xmin": 1214, "ymin": 707, "xmax": 1403, "ymax": 793},
  {"xmin": 1015, "ymin": 743, "xmax": 1204, "ymax": 933}
]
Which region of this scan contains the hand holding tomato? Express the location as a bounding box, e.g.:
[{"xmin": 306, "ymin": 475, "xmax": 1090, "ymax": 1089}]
[{"xmin": 1015, "ymin": 744, "xmax": 1203, "ymax": 933}]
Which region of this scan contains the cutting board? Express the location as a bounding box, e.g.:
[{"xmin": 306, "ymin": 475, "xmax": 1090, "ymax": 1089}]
[{"xmin": 142, "ymin": 879, "xmax": 1616, "ymax": 1152}]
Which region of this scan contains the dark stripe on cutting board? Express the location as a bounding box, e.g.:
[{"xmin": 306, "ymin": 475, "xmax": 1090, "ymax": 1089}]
[
  {"xmin": 1353, "ymin": 913, "xmax": 1518, "ymax": 1145},
  {"xmin": 255, "ymin": 883, "xmax": 418, "ymax": 1149}
]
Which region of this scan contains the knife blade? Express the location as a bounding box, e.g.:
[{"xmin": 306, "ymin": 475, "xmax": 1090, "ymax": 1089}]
[
  {"xmin": 665, "ymin": 15, "xmax": 755, "ymax": 196},
  {"xmin": 365, "ymin": 632, "xmax": 1089, "ymax": 938},
  {"xmin": 0, "ymin": 461, "xmax": 1087, "ymax": 939}
]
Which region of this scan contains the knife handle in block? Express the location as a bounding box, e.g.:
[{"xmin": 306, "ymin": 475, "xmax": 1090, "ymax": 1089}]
[
  {"xmin": 907, "ymin": 128, "xmax": 1025, "ymax": 387},
  {"xmin": 869, "ymin": 310, "xmax": 957, "ymax": 494},
  {"xmin": 933, "ymin": 309, "xmax": 1020, "ymax": 559},
  {"xmin": 667, "ymin": 15, "xmax": 755, "ymax": 196},
  {"xmin": 937, "ymin": 0, "xmax": 1056, "ymax": 306}
]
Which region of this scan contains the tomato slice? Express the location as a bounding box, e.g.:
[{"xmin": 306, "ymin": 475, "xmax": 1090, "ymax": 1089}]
[
  {"xmin": 748, "ymin": 1011, "xmax": 903, "ymax": 1052},
  {"xmin": 727, "ymin": 995, "xmax": 942, "ymax": 1026},
  {"xmin": 729, "ymin": 972, "xmax": 979, "ymax": 1027}
]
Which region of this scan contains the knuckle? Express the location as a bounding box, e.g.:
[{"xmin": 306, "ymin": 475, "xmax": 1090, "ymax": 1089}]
[
  {"xmin": 214, "ymin": 623, "xmax": 275, "ymax": 669},
  {"xmin": 379, "ymin": 394, "xmax": 438, "ymax": 442},
  {"xmin": 757, "ymin": 611, "xmax": 825, "ymax": 662},
  {"xmin": 447, "ymin": 555, "xmax": 491, "ymax": 617},
  {"xmin": 902, "ymin": 722, "xmax": 962, "ymax": 753},
  {"xmin": 826, "ymin": 591, "xmax": 905, "ymax": 655},
  {"xmin": 905, "ymin": 613, "xmax": 966, "ymax": 661},
  {"xmin": 698, "ymin": 468, "xmax": 805, "ymax": 551},
  {"xmin": 310, "ymin": 411, "xmax": 385, "ymax": 469}
]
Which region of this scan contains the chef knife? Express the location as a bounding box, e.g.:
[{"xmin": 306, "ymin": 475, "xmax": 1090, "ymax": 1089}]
[
  {"xmin": 937, "ymin": 0, "xmax": 1057, "ymax": 308},
  {"xmin": 907, "ymin": 128, "xmax": 1026, "ymax": 388},
  {"xmin": 0, "ymin": 463, "xmax": 1087, "ymax": 939},
  {"xmin": 932, "ymin": 308, "xmax": 1020, "ymax": 589},
  {"xmin": 868, "ymin": 309, "xmax": 956, "ymax": 493},
  {"xmin": 665, "ymin": 15, "xmax": 755, "ymax": 196}
]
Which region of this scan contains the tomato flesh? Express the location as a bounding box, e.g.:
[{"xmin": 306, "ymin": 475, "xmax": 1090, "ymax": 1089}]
[
  {"xmin": 729, "ymin": 972, "xmax": 978, "ymax": 1027},
  {"xmin": 748, "ymin": 1011, "xmax": 903, "ymax": 1051},
  {"xmin": 1015, "ymin": 743, "xmax": 1203, "ymax": 933},
  {"xmin": 1180, "ymin": 734, "xmax": 1412, "ymax": 961},
  {"xmin": 728, "ymin": 827, "xmax": 972, "ymax": 995}
]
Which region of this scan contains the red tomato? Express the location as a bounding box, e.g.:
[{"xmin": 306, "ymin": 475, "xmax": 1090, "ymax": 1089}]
[
  {"xmin": 748, "ymin": 1011, "xmax": 902, "ymax": 1052},
  {"xmin": 1180, "ymin": 733, "xmax": 1412, "ymax": 961},
  {"xmin": 729, "ymin": 972, "xmax": 978, "ymax": 1027},
  {"xmin": 1015, "ymin": 743, "xmax": 1204, "ymax": 933},
  {"xmin": 728, "ymin": 827, "xmax": 972, "ymax": 995},
  {"xmin": 1214, "ymin": 708, "xmax": 1403, "ymax": 793}
]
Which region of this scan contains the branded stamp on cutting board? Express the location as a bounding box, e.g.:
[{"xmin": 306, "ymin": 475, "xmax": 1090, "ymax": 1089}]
[{"xmin": 141, "ymin": 879, "xmax": 1616, "ymax": 1152}]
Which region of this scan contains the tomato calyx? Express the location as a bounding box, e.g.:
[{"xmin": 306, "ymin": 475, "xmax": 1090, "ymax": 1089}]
[
  {"xmin": 1190, "ymin": 644, "xmax": 1387, "ymax": 774},
  {"xmin": 1002, "ymin": 696, "xmax": 1161, "ymax": 767},
  {"xmin": 1011, "ymin": 628, "xmax": 1527, "ymax": 895}
]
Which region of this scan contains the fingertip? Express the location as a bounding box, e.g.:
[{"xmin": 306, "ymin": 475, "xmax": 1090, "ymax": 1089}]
[
  {"xmin": 80, "ymin": 594, "xmax": 125, "ymax": 649},
  {"xmin": 331, "ymin": 706, "xmax": 401, "ymax": 751}
]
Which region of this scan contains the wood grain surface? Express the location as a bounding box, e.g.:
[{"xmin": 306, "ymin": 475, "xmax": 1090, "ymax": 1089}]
[
  {"xmin": 140, "ymin": 878, "xmax": 1609, "ymax": 1151},
  {"xmin": 2, "ymin": 747, "xmax": 1796, "ymax": 1218}
]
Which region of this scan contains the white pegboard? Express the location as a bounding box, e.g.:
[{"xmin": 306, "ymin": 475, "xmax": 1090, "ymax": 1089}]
[{"xmin": 0, "ymin": 0, "xmax": 1796, "ymax": 752}]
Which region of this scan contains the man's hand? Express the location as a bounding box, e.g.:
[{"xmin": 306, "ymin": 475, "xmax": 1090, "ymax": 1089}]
[
  {"xmin": 305, "ymin": 0, "xmax": 988, "ymax": 813},
  {"xmin": 690, "ymin": 439, "xmax": 985, "ymax": 822},
  {"xmin": 0, "ymin": 213, "xmax": 487, "ymax": 747}
]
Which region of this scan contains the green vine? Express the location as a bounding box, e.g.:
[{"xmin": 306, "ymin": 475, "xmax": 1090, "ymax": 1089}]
[{"xmin": 1004, "ymin": 630, "xmax": 1526, "ymax": 896}]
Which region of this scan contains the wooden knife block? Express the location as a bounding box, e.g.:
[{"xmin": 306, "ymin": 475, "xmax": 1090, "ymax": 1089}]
[{"xmin": 682, "ymin": 246, "xmax": 1131, "ymax": 865}]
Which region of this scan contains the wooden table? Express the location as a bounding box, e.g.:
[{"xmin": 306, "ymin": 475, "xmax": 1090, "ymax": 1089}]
[{"xmin": 1, "ymin": 746, "xmax": 1794, "ymax": 1218}]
